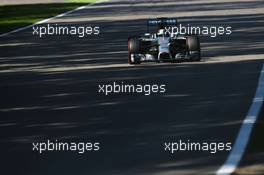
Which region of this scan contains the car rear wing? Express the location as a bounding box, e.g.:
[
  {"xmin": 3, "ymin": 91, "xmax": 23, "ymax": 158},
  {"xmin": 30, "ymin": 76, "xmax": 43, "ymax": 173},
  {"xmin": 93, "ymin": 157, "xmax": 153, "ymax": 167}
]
[
  {"xmin": 148, "ymin": 18, "xmax": 177, "ymax": 25},
  {"xmin": 147, "ymin": 18, "xmax": 177, "ymax": 32}
]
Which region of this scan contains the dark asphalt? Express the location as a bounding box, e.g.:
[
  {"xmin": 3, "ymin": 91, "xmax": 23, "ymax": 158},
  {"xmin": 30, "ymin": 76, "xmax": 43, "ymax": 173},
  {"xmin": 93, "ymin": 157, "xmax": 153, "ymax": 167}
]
[{"xmin": 0, "ymin": 0, "xmax": 264, "ymax": 175}]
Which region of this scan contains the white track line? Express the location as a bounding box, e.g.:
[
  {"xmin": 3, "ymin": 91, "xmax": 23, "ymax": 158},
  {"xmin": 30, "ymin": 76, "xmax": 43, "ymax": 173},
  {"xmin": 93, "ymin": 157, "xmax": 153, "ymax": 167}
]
[
  {"xmin": 216, "ymin": 63, "xmax": 264, "ymax": 175},
  {"xmin": 0, "ymin": 0, "xmax": 109, "ymax": 37}
]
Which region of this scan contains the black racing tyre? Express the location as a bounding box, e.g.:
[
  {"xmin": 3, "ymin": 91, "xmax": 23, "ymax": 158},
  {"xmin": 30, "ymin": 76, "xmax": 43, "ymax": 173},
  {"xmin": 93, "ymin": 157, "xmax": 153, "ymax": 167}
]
[
  {"xmin": 128, "ymin": 37, "xmax": 141, "ymax": 64},
  {"xmin": 186, "ymin": 35, "xmax": 201, "ymax": 61},
  {"xmin": 128, "ymin": 37, "xmax": 140, "ymax": 54}
]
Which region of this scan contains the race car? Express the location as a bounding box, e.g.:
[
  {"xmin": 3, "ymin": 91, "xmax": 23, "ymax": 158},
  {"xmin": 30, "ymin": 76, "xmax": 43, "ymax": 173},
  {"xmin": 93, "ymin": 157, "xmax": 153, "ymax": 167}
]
[{"xmin": 128, "ymin": 18, "xmax": 201, "ymax": 64}]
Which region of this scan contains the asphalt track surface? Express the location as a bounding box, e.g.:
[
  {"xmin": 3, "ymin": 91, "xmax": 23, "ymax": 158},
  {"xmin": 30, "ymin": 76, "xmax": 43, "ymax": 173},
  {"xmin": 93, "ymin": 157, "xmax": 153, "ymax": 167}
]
[{"xmin": 0, "ymin": 0, "xmax": 264, "ymax": 175}]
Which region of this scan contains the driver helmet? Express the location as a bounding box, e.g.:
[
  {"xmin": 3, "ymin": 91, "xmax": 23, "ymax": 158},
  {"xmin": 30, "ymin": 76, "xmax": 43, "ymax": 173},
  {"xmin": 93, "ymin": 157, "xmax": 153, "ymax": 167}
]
[{"xmin": 157, "ymin": 29, "xmax": 165, "ymax": 36}]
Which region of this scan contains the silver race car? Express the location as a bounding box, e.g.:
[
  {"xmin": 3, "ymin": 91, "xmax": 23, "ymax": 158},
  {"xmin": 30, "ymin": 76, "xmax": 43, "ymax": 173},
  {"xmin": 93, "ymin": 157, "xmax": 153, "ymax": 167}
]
[{"xmin": 128, "ymin": 18, "xmax": 201, "ymax": 64}]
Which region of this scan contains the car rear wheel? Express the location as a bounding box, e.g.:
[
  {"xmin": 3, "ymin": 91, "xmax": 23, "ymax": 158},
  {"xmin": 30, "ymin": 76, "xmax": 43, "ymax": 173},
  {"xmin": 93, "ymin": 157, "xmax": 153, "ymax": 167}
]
[
  {"xmin": 128, "ymin": 37, "xmax": 141, "ymax": 64},
  {"xmin": 186, "ymin": 35, "xmax": 201, "ymax": 61}
]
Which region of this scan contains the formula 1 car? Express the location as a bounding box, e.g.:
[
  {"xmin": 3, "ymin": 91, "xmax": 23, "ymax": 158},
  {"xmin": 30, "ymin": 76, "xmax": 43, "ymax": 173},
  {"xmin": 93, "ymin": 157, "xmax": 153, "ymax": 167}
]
[{"xmin": 128, "ymin": 18, "xmax": 201, "ymax": 64}]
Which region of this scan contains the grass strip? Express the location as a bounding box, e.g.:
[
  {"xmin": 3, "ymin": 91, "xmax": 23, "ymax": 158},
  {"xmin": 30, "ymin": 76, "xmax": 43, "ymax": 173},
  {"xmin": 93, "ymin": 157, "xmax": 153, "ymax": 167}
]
[{"xmin": 0, "ymin": 0, "xmax": 97, "ymax": 34}]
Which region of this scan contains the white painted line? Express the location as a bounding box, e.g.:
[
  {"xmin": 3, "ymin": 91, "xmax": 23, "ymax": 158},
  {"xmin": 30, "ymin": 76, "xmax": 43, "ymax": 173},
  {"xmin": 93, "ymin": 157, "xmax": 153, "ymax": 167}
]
[
  {"xmin": 0, "ymin": 0, "xmax": 109, "ymax": 37},
  {"xmin": 216, "ymin": 64, "xmax": 264, "ymax": 175}
]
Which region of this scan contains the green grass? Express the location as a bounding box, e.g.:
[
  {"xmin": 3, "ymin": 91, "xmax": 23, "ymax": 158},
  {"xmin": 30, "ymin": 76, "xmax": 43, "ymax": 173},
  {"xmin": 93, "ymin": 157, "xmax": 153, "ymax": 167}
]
[
  {"xmin": 0, "ymin": 0, "xmax": 97, "ymax": 34},
  {"xmin": 66, "ymin": 0, "xmax": 98, "ymax": 2}
]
